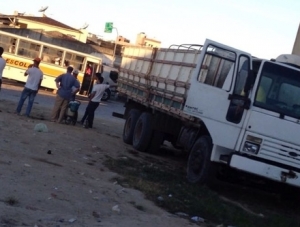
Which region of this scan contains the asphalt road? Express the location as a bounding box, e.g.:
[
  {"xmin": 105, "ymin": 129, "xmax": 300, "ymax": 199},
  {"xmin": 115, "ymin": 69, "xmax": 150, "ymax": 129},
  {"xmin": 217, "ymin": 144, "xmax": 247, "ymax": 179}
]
[{"xmin": 0, "ymin": 78, "xmax": 126, "ymax": 123}]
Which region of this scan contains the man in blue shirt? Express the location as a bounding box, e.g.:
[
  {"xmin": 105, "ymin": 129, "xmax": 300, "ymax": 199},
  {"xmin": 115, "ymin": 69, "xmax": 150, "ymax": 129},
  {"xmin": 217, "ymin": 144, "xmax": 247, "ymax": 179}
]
[
  {"xmin": 51, "ymin": 66, "xmax": 80, "ymax": 123},
  {"xmin": 15, "ymin": 57, "xmax": 43, "ymax": 117}
]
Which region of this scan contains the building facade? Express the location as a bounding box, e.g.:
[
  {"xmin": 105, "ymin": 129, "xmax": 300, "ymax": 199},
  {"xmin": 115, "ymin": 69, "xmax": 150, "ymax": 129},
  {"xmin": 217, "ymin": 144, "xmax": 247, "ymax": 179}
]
[
  {"xmin": 135, "ymin": 32, "xmax": 161, "ymax": 48},
  {"xmin": 0, "ymin": 12, "xmax": 88, "ymax": 42},
  {"xmin": 0, "ymin": 11, "xmax": 161, "ymax": 65}
]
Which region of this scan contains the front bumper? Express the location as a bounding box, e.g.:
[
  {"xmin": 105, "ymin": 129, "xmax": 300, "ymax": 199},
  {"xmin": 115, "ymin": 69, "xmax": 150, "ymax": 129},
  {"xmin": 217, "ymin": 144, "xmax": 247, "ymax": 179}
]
[{"xmin": 230, "ymin": 154, "xmax": 300, "ymax": 187}]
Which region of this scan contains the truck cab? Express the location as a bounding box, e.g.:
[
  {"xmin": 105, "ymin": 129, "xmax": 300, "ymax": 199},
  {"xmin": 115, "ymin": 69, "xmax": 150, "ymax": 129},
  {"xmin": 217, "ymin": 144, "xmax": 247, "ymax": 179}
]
[{"xmin": 184, "ymin": 40, "xmax": 300, "ymax": 187}]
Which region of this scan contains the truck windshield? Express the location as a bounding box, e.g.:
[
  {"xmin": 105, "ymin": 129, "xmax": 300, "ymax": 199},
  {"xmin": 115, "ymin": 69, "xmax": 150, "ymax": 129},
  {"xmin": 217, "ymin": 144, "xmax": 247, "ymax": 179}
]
[{"xmin": 254, "ymin": 61, "xmax": 300, "ymax": 119}]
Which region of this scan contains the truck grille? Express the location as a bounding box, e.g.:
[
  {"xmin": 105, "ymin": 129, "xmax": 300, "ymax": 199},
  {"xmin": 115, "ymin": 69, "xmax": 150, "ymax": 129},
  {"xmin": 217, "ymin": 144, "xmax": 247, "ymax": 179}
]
[{"xmin": 259, "ymin": 139, "xmax": 300, "ymax": 168}]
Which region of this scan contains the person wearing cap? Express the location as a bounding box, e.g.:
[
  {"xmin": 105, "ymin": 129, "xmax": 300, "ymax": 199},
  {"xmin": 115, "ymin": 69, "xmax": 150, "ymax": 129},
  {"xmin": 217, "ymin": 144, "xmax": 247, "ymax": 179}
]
[
  {"xmin": 0, "ymin": 46, "xmax": 6, "ymax": 91},
  {"xmin": 15, "ymin": 57, "xmax": 43, "ymax": 117},
  {"xmin": 78, "ymin": 73, "xmax": 109, "ymax": 128},
  {"xmin": 51, "ymin": 66, "xmax": 80, "ymax": 123}
]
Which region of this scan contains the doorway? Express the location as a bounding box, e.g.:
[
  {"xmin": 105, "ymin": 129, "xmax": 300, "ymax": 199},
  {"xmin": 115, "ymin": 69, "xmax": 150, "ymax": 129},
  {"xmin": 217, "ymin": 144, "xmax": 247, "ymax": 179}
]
[{"xmin": 80, "ymin": 61, "xmax": 99, "ymax": 95}]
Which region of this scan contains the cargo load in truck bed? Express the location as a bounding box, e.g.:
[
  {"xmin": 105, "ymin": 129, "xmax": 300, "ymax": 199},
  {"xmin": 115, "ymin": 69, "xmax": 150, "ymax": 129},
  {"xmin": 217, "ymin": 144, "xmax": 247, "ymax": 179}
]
[{"xmin": 118, "ymin": 44, "xmax": 202, "ymax": 119}]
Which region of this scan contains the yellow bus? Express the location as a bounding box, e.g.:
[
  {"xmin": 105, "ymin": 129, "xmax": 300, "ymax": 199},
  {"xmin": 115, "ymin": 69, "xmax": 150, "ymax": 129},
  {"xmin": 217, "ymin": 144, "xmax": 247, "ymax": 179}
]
[{"xmin": 0, "ymin": 30, "xmax": 102, "ymax": 95}]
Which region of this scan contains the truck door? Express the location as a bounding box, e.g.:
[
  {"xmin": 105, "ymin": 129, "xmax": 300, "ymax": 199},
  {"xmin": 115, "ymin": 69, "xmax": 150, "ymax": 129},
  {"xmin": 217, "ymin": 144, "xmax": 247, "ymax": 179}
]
[{"xmin": 183, "ymin": 39, "xmax": 252, "ymax": 149}]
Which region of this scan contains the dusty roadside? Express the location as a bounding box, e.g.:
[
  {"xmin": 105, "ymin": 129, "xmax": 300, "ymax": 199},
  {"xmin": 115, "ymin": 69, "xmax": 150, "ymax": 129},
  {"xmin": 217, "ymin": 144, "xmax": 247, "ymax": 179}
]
[{"xmin": 0, "ymin": 93, "xmax": 201, "ymax": 227}]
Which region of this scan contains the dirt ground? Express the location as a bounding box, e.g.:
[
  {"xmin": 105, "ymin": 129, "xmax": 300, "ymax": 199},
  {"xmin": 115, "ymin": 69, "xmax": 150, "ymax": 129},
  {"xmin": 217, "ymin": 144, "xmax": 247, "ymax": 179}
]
[{"xmin": 0, "ymin": 95, "xmax": 200, "ymax": 227}]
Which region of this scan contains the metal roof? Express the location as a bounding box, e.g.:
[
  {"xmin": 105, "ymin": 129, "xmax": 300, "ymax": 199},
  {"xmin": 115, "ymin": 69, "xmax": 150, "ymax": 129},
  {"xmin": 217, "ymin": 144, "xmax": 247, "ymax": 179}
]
[{"xmin": 0, "ymin": 15, "xmax": 79, "ymax": 32}]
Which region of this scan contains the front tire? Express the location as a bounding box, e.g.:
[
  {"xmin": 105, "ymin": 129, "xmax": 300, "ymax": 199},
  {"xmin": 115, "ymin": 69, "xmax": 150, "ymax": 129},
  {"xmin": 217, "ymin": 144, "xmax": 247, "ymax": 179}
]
[
  {"xmin": 132, "ymin": 112, "xmax": 153, "ymax": 152},
  {"xmin": 101, "ymin": 89, "xmax": 111, "ymax": 101},
  {"xmin": 123, "ymin": 109, "xmax": 141, "ymax": 144},
  {"xmin": 187, "ymin": 136, "xmax": 213, "ymax": 184}
]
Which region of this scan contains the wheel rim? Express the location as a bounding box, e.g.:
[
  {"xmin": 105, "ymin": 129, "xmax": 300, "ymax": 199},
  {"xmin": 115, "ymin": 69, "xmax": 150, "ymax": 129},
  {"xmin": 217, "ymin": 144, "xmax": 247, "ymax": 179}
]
[{"xmin": 187, "ymin": 137, "xmax": 212, "ymax": 184}]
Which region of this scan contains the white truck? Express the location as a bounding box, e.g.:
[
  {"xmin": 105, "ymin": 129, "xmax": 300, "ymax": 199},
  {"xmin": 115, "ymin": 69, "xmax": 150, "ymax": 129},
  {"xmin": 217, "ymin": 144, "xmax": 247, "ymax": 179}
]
[
  {"xmin": 116, "ymin": 39, "xmax": 300, "ymax": 187},
  {"xmin": 100, "ymin": 64, "xmax": 119, "ymax": 101}
]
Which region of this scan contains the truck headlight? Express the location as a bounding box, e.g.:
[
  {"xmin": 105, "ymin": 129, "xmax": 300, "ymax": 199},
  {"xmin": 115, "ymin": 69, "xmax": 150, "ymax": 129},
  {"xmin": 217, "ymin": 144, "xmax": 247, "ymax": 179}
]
[{"xmin": 242, "ymin": 142, "xmax": 260, "ymax": 154}]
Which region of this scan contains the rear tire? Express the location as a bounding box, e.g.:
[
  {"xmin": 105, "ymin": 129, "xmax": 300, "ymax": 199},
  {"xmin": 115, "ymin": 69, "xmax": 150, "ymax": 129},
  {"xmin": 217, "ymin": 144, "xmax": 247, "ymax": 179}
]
[
  {"xmin": 187, "ymin": 136, "xmax": 214, "ymax": 184},
  {"xmin": 132, "ymin": 112, "xmax": 153, "ymax": 152},
  {"xmin": 123, "ymin": 109, "xmax": 141, "ymax": 144}
]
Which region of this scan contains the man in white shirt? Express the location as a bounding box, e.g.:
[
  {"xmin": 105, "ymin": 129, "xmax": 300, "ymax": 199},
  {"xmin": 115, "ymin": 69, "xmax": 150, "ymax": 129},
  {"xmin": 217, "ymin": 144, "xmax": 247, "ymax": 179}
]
[
  {"xmin": 0, "ymin": 47, "xmax": 6, "ymax": 91},
  {"xmin": 79, "ymin": 73, "xmax": 109, "ymax": 128},
  {"xmin": 15, "ymin": 57, "xmax": 43, "ymax": 117}
]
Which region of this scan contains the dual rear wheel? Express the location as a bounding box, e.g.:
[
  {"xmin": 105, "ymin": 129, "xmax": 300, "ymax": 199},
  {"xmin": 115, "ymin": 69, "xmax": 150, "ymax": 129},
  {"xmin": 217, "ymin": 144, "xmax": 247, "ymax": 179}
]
[
  {"xmin": 123, "ymin": 109, "xmax": 215, "ymax": 185},
  {"xmin": 123, "ymin": 110, "xmax": 164, "ymax": 154}
]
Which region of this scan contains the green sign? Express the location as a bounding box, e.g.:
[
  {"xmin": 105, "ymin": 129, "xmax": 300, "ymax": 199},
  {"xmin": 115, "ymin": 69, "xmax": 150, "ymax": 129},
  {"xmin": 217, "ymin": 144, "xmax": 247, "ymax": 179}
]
[{"xmin": 104, "ymin": 22, "xmax": 113, "ymax": 33}]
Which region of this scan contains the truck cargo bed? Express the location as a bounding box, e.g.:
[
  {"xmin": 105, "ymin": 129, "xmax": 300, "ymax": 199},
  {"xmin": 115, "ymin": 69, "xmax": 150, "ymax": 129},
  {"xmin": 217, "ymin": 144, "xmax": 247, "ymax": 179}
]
[{"xmin": 118, "ymin": 44, "xmax": 202, "ymax": 120}]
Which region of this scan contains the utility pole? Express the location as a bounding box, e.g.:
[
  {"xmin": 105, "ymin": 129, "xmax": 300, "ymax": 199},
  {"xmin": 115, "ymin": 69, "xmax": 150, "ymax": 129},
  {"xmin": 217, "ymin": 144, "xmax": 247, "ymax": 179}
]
[{"xmin": 112, "ymin": 27, "xmax": 119, "ymax": 62}]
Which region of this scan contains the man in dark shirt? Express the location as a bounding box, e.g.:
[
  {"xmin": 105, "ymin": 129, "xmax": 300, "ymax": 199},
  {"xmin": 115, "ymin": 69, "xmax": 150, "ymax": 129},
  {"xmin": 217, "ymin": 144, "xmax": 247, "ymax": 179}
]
[{"xmin": 51, "ymin": 66, "xmax": 80, "ymax": 123}]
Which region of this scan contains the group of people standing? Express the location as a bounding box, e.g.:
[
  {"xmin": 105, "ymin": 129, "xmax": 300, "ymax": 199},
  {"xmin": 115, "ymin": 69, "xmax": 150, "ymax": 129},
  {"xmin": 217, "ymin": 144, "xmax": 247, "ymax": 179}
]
[{"xmin": 0, "ymin": 46, "xmax": 110, "ymax": 129}]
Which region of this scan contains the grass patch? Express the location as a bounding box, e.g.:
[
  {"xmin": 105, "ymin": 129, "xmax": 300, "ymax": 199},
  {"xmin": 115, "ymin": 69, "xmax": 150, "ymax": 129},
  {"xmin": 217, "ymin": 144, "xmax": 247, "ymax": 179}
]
[{"xmin": 104, "ymin": 155, "xmax": 300, "ymax": 227}]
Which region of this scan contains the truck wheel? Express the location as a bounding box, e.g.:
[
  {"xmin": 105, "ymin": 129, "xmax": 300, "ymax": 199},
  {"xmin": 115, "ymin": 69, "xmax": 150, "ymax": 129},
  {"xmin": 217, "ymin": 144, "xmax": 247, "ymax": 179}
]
[
  {"xmin": 147, "ymin": 131, "xmax": 165, "ymax": 154},
  {"xmin": 187, "ymin": 136, "xmax": 213, "ymax": 184},
  {"xmin": 101, "ymin": 89, "xmax": 111, "ymax": 101},
  {"xmin": 123, "ymin": 109, "xmax": 141, "ymax": 144},
  {"xmin": 133, "ymin": 112, "xmax": 153, "ymax": 152}
]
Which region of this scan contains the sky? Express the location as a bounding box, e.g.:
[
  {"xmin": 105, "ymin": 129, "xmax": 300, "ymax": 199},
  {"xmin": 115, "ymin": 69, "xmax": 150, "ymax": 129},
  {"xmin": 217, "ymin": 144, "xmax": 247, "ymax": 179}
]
[{"xmin": 1, "ymin": 0, "xmax": 300, "ymax": 59}]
